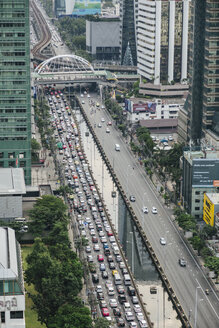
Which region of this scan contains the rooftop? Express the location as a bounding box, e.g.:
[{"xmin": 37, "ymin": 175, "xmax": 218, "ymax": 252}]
[
  {"xmin": 139, "ymin": 118, "xmax": 178, "ymax": 128},
  {"xmin": 0, "ymin": 168, "xmax": 26, "ymax": 195},
  {"xmin": 206, "ymin": 193, "xmax": 219, "ymax": 205},
  {"xmin": 0, "ymin": 227, "xmax": 18, "ymax": 280}
]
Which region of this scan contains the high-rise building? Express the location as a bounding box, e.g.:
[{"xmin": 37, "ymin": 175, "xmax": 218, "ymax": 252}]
[
  {"xmin": 120, "ymin": 0, "xmax": 137, "ymax": 66},
  {"xmin": 0, "ymin": 0, "xmax": 31, "ymax": 184},
  {"xmin": 137, "ymin": 0, "xmax": 190, "ymax": 85},
  {"xmin": 187, "ymin": 0, "xmax": 219, "ymax": 144}
]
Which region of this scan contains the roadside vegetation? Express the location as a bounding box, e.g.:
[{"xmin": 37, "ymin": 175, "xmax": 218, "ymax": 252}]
[
  {"xmin": 39, "ymin": 0, "xmax": 53, "ymax": 17},
  {"xmin": 55, "ymin": 17, "xmax": 92, "ymax": 62},
  {"xmin": 174, "ymin": 207, "xmax": 219, "ymax": 279},
  {"xmin": 25, "ymin": 195, "xmax": 93, "ymax": 328}
]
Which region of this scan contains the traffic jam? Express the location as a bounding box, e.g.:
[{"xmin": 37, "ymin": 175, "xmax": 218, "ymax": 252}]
[{"xmin": 46, "ymin": 88, "xmax": 148, "ymax": 328}]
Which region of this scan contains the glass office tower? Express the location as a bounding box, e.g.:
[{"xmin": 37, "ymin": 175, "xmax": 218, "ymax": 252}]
[
  {"xmin": 187, "ymin": 0, "xmax": 219, "ymax": 143},
  {"xmin": 0, "ymin": 0, "xmax": 31, "ymax": 184}
]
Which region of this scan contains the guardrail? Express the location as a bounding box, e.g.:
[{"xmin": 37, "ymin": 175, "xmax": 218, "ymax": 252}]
[{"xmin": 75, "ymin": 96, "xmax": 192, "ymax": 328}]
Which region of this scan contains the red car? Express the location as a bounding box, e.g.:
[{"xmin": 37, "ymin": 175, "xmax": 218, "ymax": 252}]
[
  {"xmin": 102, "ymin": 307, "xmax": 109, "ymax": 317},
  {"xmin": 107, "ymin": 231, "xmax": 113, "ymax": 236},
  {"xmin": 97, "ymin": 255, "xmax": 104, "ymax": 262},
  {"xmin": 107, "ymin": 121, "xmax": 112, "ymax": 126}
]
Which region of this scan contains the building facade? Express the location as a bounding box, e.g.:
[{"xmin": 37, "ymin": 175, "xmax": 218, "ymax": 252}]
[
  {"xmin": 120, "ymin": 0, "xmax": 137, "ymax": 66},
  {"xmin": 86, "ymin": 18, "xmax": 120, "ymax": 62},
  {"xmin": 187, "ymin": 0, "xmax": 219, "ymax": 143},
  {"xmin": 137, "ymin": 0, "xmax": 190, "ymax": 85},
  {"xmin": 0, "ymin": 0, "xmax": 31, "ymax": 185},
  {"xmin": 0, "ymin": 227, "xmax": 25, "ymax": 328},
  {"xmin": 182, "ymin": 150, "xmax": 219, "ymax": 219}
]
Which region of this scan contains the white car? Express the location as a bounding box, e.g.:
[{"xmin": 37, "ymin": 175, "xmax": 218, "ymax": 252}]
[
  {"xmin": 87, "ymin": 94, "xmax": 90, "ymax": 98},
  {"xmin": 160, "ymin": 237, "xmax": 166, "ymax": 245},
  {"xmin": 139, "ymin": 320, "xmax": 148, "ymax": 328},
  {"xmin": 125, "ymin": 311, "xmax": 135, "ymax": 322},
  {"xmin": 80, "ymin": 94, "xmax": 84, "ymax": 97},
  {"xmin": 82, "ymin": 100, "xmax": 85, "ymax": 104},
  {"xmin": 101, "ymin": 117, "xmax": 105, "ymax": 122},
  {"xmin": 151, "ymin": 207, "xmax": 157, "ymax": 214},
  {"xmin": 168, "ymin": 135, "xmax": 173, "ymax": 141},
  {"xmin": 106, "ymin": 128, "xmax": 110, "ymax": 133},
  {"xmin": 133, "ymin": 305, "xmax": 142, "ymax": 313},
  {"xmin": 98, "ymin": 123, "xmax": 102, "ymax": 128},
  {"xmin": 129, "ymin": 323, "xmax": 137, "ymax": 328},
  {"xmin": 123, "ymin": 302, "xmax": 131, "ymax": 311},
  {"xmin": 95, "ymin": 285, "xmax": 103, "ymax": 293},
  {"xmin": 142, "ymin": 206, "xmax": 148, "ymax": 213},
  {"xmin": 137, "ymin": 312, "xmax": 144, "ymax": 321},
  {"xmin": 109, "ymin": 299, "xmax": 117, "ymax": 308},
  {"xmin": 85, "ymin": 246, "xmax": 91, "ymax": 253},
  {"xmin": 107, "ymin": 286, "xmax": 115, "ymax": 296}
]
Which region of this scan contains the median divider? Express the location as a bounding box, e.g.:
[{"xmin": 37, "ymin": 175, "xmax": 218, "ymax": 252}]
[{"xmin": 74, "ymin": 97, "xmax": 192, "ymax": 328}]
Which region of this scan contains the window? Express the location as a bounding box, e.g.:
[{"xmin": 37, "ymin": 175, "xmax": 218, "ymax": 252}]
[
  {"xmin": 10, "ymin": 311, "xmax": 23, "ymax": 319},
  {"xmin": 8, "ymin": 152, "xmax": 15, "ymax": 159},
  {"xmin": 0, "ymin": 152, "xmax": 3, "ymax": 158},
  {"xmin": 195, "ymin": 199, "xmax": 200, "ymax": 203},
  {"xmin": 0, "ymin": 312, "xmax": 5, "ymax": 323},
  {"xmin": 195, "ymin": 191, "xmax": 200, "ymax": 195},
  {"xmin": 195, "ymin": 207, "xmax": 200, "ymax": 211}
]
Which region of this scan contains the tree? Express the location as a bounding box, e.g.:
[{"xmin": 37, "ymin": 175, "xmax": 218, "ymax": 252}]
[
  {"xmin": 47, "ymin": 303, "xmax": 92, "ymax": 328},
  {"xmin": 190, "ymin": 235, "xmax": 205, "ymax": 255},
  {"xmin": 205, "ymin": 256, "xmax": 219, "ymax": 276},
  {"xmin": 31, "ymin": 138, "xmax": 41, "ymax": 151},
  {"xmin": 29, "ymin": 195, "xmax": 68, "ymax": 235},
  {"xmin": 94, "ymin": 318, "xmax": 111, "ymax": 328},
  {"xmin": 201, "ymin": 225, "xmax": 217, "ymax": 239}
]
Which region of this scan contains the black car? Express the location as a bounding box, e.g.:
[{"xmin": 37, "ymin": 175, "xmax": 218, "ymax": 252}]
[
  {"xmin": 116, "ymin": 317, "xmax": 125, "ymax": 327},
  {"xmin": 118, "ymin": 295, "xmax": 126, "ymax": 304},
  {"xmin": 127, "ymin": 286, "xmax": 136, "ymax": 296},
  {"xmin": 92, "ymin": 274, "xmax": 99, "ymax": 283},
  {"xmin": 109, "ymin": 262, "xmax": 116, "ymax": 270},
  {"xmin": 113, "ymin": 308, "xmax": 121, "ymax": 317}
]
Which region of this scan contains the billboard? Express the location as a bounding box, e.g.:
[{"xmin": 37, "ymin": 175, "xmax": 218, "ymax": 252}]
[
  {"xmin": 203, "ymin": 194, "xmax": 215, "ymax": 226},
  {"xmin": 192, "ymin": 159, "xmax": 219, "ymax": 187},
  {"xmin": 133, "ymin": 102, "xmax": 156, "ymax": 113},
  {"xmin": 72, "ymin": 0, "xmax": 101, "ymax": 16}
]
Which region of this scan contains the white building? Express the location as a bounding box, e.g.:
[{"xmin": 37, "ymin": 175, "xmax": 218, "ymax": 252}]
[
  {"xmin": 137, "ymin": 0, "xmax": 190, "ymax": 85},
  {"xmin": 125, "ymin": 98, "xmax": 184, "ymax": 123},
  {"xmin": 0, "ymin": 227, "xmax": 25, "ymax": 328}
]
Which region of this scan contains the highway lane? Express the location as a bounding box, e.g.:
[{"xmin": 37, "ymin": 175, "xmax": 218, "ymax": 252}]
[{"xmin": 78, "ymin": 92, "xmax": 219, "ymax": 328}]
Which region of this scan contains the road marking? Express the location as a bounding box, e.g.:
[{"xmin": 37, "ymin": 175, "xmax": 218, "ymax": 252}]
[{"xmin": 195, "ymin": 279, "xmax": 219, "ymax": 320}]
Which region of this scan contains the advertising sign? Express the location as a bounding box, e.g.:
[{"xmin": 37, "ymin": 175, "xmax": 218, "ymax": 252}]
[
  {"xmin": 192, "ymin": 159, "xmax": 219, "ymax": 187},
  {"xmin": 203, "ymin": 194, "xmax": 215, "ymax": 226},
  {"xmin": 72, "ymin": 0, "xmax": 101, "ymax": 16},
  {"xmin": 132, "ymin": 102, "xmax": 157, "ymax": 113}
]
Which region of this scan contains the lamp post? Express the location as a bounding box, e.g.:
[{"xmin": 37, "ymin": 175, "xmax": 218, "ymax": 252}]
[
  {"xmin": 194, "ymin": 286, "xmax": 203, "ymax": 328},
  {"xmin": 141, "ymin": 192, "xmax": 147, "ymax": 225},
  {"xmin": 126, "ymin": 164, "xmax": 131, "ymax": 196}
]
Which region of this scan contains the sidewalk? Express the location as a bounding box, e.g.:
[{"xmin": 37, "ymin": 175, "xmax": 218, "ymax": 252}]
[{"xmin": 31, "ymin": 127, "xmax": 59, "ymax": 190}]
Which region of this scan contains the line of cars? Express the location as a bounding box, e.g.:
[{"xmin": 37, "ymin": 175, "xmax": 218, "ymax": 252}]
[{"xmin": 47, "ymin": 90, "xmax": 148, "ymax": 327}]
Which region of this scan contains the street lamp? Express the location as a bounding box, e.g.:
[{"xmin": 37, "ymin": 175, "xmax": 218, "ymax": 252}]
[
  {"xmin": 126, "ymin": 164, "xmax": 132, "ymax": 196},
  {"xmin": 141, "ymin": 192, "xmax": 147, "ymax": 224},
  {"xmin": 194, "ymin": 286, "xmax": 203, "ymax": 328}
]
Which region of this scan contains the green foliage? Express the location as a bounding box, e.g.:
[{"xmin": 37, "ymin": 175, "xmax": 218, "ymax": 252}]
[
  {"xmin": 57, "ymin": 185, "xmax": 73, "ymax": 196},
  {"xmin": 201, "ymin": 225, "xmax": 217, "ymax": 239},
  {"xmin": 29, "ymin": 195, "xmax": 68, "ymax": 236},
  {"xmin": 136, "ymin": 127, "xmax": 154, "ymax": 154},
  {"xmin": 31, "ymin": 138, "xmax": 41, "ymax": 151},
  {"xmin": 94, "ymin": 318, "xmax": 111, "ymax": 328},
  {"xmin": 40, "ymin": 0, "xmax": 53, "ymax": 17},
  {"xmin": 204, "ymin": 256, "xmax": 219, "ymax": 276},
  {"xmin": 190, "ymin": 235, "xmax": 205, "ymax": 254},
  {"xmin": 175, "ymin": 211, "xmax": 196, "ymax": 231},
  {"xmin": 104, "ymin": 98, "xmax": 124, "ymax": 125},
  {"xmin": 55, "ymin": 17, "xmax": 90, "ymax": 60},
  {"xmin": 47, "ymin": 303, "xmax": 92, "ymax": 328},
  {"xmin": 200, "ymin": 247, "xmax": 213, "ymax": 259}
]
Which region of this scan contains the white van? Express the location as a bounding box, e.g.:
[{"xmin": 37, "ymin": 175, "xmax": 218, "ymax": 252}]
[
  {"xmin": 115, "ymin": 144, "xmax": 120, "ymax": 151},
  {"xmin": 114, "ymin": 273, "xmax": 122, "ymax": 285},
  {"xmin": 124, "ymin": 274, "xmax": 131, "ymax": 286}
]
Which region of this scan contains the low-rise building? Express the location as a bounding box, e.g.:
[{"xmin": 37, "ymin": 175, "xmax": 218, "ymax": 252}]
[
  {"xmin": 125, "ymin": 98, "xmax": 183, "ymax": 124},
  {"xmin": 0, "ymin": 227, "xmax": 25, "ymax": 328},
  {"xmin": 203, "ymin": 193, "xmax": 219, "ymax": 227},
  {"xmin": 86, "ymin": 17, "xmax": 120, "ymax": 62},
  {"xmin": 182, "ymin": 149, "xmax": 219, "ymax": 219},
  {"xmin": 0, "ymin": 168, "xmax": 26, "ymax": 222}
]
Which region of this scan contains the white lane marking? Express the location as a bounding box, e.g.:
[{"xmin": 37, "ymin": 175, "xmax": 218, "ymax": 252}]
[{"xmin": 195, "ymin": 279, "xmax": 219, "ymax": 320}]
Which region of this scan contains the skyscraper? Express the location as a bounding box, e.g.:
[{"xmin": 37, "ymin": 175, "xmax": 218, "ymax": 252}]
[
  {"xmin": 187, "ymin": 0, "xmax": 219, "ymax": 143},
  {"xmin": 120, "ymin": 0, "xmax": 137, "ymax": 66},
  {"xmin": 0, "ymin": 0, "xmax": 31, "ymax": 184},
  {"xmin": 137, "ymin": 0, "xmax": 190, "ymax": 85}
]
